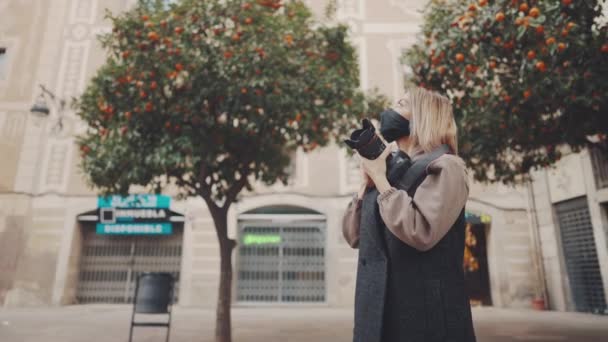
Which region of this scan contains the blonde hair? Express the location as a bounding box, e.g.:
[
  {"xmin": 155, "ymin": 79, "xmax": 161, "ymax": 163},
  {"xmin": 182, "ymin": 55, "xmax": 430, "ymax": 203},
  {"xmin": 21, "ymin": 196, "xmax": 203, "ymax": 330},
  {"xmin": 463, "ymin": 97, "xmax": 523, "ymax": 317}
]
[{"xmin": 404, "ymin": 85, "xmax": 458, "ymax": 154}]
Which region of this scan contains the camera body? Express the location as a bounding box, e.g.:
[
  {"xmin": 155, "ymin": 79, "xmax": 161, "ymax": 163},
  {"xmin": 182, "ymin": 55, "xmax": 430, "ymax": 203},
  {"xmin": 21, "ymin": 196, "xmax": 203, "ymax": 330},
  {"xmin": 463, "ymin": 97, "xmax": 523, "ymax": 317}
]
[{"xmin": 344, "ymin": 118, "xmax": 412, "ymax": 185}]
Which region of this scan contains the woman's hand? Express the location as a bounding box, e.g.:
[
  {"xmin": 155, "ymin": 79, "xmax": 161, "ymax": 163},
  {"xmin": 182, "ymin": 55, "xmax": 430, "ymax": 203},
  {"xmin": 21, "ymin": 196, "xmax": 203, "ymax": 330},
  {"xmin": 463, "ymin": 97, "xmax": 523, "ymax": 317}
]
[
  {"xmin": 360, "ymin": 162, "xmax": 374, "ymax": 187},
  {"xmin": 357, "ymin": 161, "xmax": 373, "ymax": 199},
  {"xmin": 359, "ymin": 147, "xmax": 393, "ymax": 193}
]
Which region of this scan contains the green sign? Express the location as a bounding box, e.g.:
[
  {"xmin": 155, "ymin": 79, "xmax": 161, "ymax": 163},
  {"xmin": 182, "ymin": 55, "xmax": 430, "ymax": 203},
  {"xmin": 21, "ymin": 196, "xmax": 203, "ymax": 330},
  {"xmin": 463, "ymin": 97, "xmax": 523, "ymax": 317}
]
[
  {"xmin": 465, "ymin": 211, "xmax": 492, "ymax": 224},
  {"xmin": 96, "ymin": 223, "xmax": 172, "ymax": 235},
  {"xmin": 243, "ymin": 234, "xmax": 282, "ymax": 245},
  {"xmin": 97, "ymin": 194, "xmax": 171, "ymax": 209}
]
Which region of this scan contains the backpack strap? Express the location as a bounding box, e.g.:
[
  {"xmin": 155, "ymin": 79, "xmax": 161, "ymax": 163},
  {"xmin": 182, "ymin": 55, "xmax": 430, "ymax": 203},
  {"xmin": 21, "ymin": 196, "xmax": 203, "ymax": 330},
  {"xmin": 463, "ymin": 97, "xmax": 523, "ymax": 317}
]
[{"xmin": 395, "ymin": 144, "xmax": 451, "ymax": 197}]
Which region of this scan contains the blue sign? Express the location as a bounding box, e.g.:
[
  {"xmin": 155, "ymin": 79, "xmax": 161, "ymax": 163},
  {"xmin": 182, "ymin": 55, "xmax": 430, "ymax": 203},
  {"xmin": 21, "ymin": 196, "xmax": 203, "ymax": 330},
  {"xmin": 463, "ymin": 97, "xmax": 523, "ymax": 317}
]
[
  {"xmin": 96, "ymin": 223, "xmax": 172, "ymax": 235},
  {"xmin": 99, "ymin": 208, "xmax": 170, "ymax": 223},
  {"xmin": 97, "ymin": 194, "xmax": 171, "ymax": 209}
]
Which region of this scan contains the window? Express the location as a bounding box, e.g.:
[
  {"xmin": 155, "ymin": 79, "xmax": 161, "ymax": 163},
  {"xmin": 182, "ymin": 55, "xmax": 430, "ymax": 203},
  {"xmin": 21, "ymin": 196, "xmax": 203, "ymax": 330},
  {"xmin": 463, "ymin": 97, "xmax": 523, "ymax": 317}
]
[
  {"xmin": 284, "ymin": 149, "xmax": 297, "ymax": 185},
  {"xmin": 590, "ymin": 146, "xmax": 608, "ymax": 189},
  {"xmin": 0, "ymin": 47, "xmax": 7, "ymax": 80}
]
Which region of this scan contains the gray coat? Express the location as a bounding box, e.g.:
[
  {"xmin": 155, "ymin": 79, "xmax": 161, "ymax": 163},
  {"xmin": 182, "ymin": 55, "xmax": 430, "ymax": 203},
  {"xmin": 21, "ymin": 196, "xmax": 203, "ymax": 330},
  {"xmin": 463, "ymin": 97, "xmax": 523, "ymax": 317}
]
[{"xmin": 348, "ymin": 148, "xmax": 476, "ymax": 342}]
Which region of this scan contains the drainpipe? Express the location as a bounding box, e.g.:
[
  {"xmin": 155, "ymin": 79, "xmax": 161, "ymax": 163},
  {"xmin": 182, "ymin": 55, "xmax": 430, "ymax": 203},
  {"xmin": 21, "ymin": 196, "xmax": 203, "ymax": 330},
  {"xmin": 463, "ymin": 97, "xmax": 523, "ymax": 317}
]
[{"xmin": 526, "ymin": 176, "xmax": 549, "ymax": 309}]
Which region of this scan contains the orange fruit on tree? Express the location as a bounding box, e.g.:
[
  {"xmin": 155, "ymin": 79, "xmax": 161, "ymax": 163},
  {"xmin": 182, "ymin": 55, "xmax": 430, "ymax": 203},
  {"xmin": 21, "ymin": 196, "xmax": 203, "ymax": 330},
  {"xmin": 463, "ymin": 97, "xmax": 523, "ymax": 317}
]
[
  {"xmin": 527, "ymin": 50, "xmax": 536, "ymax": 60},
  {"xmin": 529, "ymin": 7, "xmax": 540, "ymax": 18},
  {"xmin": 455, "ymin": 53, "xmax": 465, "ymax": 62},
  {"xmin": 150, "ymin": 81, "xmax": 158, "ymax": 90},
  {"xmin": 254, "ymin": 47, "xmax": 265, "ymax": 57},
  {"xmin": 523, "ymin": 89, "xmax": 532, "ymax": 99},
  {"xmin": 468, "ymin": 4, "xmax": 476, "ymax": 11},
  {"xmin": 284, "ymin": 34, "xmax": 294, "ymax": 45},
  {"xmin": 546, "ymin": 37, "xmax": 556, "ymax": 45},
  {"xmin": 561, "ymin": 29, "xmax": 568, "ymax": 37},
  {"xmin": 232, "ymin": 33, "xmax": 240, "ymax": 41},
  {"xmin": 141, "ymin": 15, "xmax": 149, "ymax": 21},
  {"xmin": 535, "ymin": 61, "xmax": 546, "ymax": 72},
  {"xmin": 557, "ymin": 43, "xmax": 566, "ymax": 52},
  {"xmin": 224, "ymin": 51, "xmax": 233, "ymax": 59},
  {"xmin": 489, "ymin": 60, "xmax": 497, "ymax": 69},
  {"xmin": 244, "ymin": 17, "xmax": 253, "ymax": 24},
  {"xmin": 242, "ymin": 2, "xmax": 252, "ymax": 10},
  {"xmin": 147, "ymin": 31, "xmax": 159, "ymax": 41},
  {"xmin": 241, "ymin": 87, "xmax": 248, "ymax": 94},
  {"xmin": 174, "ymin": 26, "xmax": 184, "ymax": 34},
  {"xmin": 175, "ymin": 63, "xmax": 184, "ymax": 71},
  {"xmin": 519, "ymin": 3, "xmax": 529, "ymax": 13},
  {"xmin": 536, "ymin": 25, "xmax": 544, "ymax": 34},
  {"xmin": 562, "ymin": 0, "xmax": 572, "ymax": 5},
  {"xmin": 478, "ymin": 0, "xmax": 487, "ymax": 6},
  {"xmin": 566, "ymin": 22, "xmax": 575, "ymax": 30},
  {"xmin": 495, "ymin": 12, "xmax": 505, "ymax": 22},
  {"xmin": 515, "ymin": 17, "xmax": 524, "ymax": 26},
  {"xmin": 494, "ymin": 36, "xmax": 502, "ymax": 44}
]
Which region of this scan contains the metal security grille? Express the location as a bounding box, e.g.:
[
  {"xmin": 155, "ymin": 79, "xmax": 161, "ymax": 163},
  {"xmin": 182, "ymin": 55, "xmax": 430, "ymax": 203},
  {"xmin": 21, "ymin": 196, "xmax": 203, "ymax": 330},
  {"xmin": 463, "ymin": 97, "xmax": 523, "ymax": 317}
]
[
  {"xmin": 236, "ymin": 221, "xmax": 326, "ymax": 303},
  {"xmin": 76, "ymin": 224, "xmax": 182, "ymax": 304},
  {"xmin": 555, "ymin": 197, "xmax": 607, "ymax": 314}
]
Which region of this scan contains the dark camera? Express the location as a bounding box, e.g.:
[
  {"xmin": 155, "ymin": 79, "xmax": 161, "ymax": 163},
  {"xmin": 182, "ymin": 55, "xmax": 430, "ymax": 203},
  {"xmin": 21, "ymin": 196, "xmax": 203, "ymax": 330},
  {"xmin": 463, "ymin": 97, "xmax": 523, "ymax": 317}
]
[
  {"xmin": 344, "ymin": 118, "xmax": 412, "ymax": 185},
  {"xmin": 344, "ymin": 118, "xmax": 386, "ymax": 160}
]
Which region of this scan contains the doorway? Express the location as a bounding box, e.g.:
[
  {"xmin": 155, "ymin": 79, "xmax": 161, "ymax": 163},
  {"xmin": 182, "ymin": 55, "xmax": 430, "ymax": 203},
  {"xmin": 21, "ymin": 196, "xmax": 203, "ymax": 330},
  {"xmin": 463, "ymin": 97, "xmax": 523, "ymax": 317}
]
[
  {"xmin": 463, "ymin": 221, "xmax": 492, "ymax": 306},
  {"xmin": 555, "ymin": 197, "xmax": 607, "ymax": 314},
  {"xmin": 75, "ymin": 223, "xmax": 183, "ymax": 304},
  {"xmin": 235, "ymin": 205, "xmax": 326, "ymax": 304}
]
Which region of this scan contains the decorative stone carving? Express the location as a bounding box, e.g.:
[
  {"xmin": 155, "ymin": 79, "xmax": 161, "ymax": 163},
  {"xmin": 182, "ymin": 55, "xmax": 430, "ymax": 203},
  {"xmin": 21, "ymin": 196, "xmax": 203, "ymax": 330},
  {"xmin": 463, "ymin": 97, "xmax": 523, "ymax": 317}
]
[
  {"xmin": 70, "ymin": 0, "xmax": 96, "ymax": 24},
  {"xmin": 337, "ymin": 0, "xmax": 364, "ymax": 20},
  {"xmin": 43, "ymin": 141, "xmax": 69, "ymax": 188}
]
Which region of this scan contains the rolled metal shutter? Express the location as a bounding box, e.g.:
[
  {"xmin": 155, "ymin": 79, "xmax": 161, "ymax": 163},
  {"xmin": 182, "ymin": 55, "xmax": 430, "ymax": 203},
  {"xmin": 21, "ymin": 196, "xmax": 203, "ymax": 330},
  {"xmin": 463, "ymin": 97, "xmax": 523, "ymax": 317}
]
[
  {"xmin": 236, "ymin": 222, "xmax": 326, "ymax": 303},
  {"xmin": 555, "ymin": 197, "xmax": 607, "ymax": 314},
  {"xmin": 76, "ymin": 224, "xmax": 182, "ymax": 304}
]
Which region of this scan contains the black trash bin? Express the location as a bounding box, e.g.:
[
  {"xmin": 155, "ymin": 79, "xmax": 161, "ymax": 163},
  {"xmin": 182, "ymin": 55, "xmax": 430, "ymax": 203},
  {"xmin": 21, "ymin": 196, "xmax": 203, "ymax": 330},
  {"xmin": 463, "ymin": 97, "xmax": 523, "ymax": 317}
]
[{"xmin": 129, "ymin": 272, "xmax": 175, "ymax": 342}]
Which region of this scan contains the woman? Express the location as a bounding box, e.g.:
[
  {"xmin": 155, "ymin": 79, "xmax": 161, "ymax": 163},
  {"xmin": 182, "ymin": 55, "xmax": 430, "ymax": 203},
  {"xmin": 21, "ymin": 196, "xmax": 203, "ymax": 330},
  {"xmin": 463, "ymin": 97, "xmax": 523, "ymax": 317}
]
[{"xmin": 342, "ymin": 85, "xmax": 476, "ymax": 342}]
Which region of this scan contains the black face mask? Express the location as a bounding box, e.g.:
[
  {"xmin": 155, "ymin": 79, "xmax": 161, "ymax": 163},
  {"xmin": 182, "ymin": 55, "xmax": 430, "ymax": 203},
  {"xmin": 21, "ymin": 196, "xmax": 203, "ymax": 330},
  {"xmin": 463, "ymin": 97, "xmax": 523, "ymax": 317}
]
[{"xmin": 379, "ymin": 109, "xmax": 410, "ymax": 142}]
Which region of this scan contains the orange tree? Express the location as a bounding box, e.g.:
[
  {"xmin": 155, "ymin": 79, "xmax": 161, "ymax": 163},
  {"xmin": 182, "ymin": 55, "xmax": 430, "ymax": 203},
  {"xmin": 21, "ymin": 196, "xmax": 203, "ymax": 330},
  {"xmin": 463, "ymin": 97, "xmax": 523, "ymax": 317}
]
[
  {"xmin": 403, "ymin": 0, "xmax": 607, "ymax": 183},
  {"xmin": 73, "ymin": 0, "xmax": 385, "ymax": 341}
]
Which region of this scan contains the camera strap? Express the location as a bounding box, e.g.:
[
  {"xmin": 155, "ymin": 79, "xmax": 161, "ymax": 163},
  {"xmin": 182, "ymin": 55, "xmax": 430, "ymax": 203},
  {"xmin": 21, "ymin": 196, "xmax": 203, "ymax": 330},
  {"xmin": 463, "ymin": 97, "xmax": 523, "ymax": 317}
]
[{"xmin": 395, "ymin": 144, "xmax": 451, "ymax": 197}]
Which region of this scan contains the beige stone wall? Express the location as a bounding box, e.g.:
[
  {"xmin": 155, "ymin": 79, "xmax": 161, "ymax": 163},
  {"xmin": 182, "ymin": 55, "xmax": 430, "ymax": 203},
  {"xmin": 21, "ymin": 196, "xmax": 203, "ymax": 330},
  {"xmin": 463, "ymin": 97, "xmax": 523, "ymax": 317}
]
[
  {"xmin": 0, "ymin": 0, "xmax": 52, "ymax": 192},
  {"xmin": 530, "ymin": 151, "xmax": 608, "ymax": 311}
]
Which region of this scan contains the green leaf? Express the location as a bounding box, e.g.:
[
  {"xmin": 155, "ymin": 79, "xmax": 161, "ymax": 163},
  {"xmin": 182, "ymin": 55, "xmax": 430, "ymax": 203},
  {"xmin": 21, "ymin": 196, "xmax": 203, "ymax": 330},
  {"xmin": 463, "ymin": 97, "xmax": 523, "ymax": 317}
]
[{"xmin": 517, "ymin": 25, "xmax": 527, "ymax": 40}]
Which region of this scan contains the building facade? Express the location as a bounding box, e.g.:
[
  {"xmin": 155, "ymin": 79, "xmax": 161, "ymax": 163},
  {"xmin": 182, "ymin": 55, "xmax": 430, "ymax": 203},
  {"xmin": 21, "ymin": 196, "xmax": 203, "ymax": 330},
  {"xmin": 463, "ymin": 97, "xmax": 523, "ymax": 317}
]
[
  {"xmin": 0, "ymin": 0, "xmax": 606, "ymax": 314},
  {"xmin": 529, "ymin": 148, "xmax": 608, "ymax": 314}
]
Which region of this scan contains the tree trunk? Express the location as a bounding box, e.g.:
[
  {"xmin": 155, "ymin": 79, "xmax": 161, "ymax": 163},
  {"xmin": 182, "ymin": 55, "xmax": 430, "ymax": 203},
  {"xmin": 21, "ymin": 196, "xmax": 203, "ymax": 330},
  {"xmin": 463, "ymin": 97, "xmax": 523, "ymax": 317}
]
[{"xmin": 206, "ymin": 202, "xmax": 236, "ymax": 342}]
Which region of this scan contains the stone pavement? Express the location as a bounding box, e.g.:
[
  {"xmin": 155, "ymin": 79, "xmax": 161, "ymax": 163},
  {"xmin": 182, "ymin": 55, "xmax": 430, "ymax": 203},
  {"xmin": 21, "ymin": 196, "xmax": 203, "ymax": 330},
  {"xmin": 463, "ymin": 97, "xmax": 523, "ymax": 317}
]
[{"xmin": 1, "ymin": 305, "xmax": 607, "ymax": 342}]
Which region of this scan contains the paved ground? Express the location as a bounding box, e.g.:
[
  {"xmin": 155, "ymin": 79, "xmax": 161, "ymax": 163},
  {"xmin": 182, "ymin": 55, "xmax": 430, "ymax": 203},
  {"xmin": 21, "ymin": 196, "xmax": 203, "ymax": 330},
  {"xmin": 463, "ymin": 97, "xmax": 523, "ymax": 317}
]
[{"xmin": 1, "ymin": 305, "xmax": 607, "ymax": 342}]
